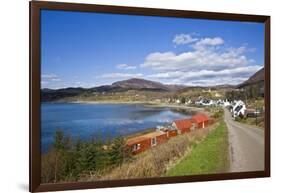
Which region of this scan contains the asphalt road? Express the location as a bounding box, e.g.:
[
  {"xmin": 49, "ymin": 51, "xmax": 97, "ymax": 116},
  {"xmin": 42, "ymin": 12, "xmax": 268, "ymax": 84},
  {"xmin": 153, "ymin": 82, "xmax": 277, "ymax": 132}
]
[{"xmin": 224, "ymin": 108, "xmax": 264, "ymax": 172}]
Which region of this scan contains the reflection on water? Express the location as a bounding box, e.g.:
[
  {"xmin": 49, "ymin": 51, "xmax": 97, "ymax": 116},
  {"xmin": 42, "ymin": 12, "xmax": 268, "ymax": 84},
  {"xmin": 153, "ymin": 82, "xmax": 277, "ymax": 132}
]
[{"xmin": 41, "ymin": 103, "xmax": 189, "ymax": 153}]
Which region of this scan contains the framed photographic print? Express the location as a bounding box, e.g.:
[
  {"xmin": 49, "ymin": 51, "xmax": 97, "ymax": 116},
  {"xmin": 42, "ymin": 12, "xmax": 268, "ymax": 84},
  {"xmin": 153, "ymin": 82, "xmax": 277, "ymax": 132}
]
[{"xmin": 30, "ymin": 1, "xmax": 270, "ymax": 192}]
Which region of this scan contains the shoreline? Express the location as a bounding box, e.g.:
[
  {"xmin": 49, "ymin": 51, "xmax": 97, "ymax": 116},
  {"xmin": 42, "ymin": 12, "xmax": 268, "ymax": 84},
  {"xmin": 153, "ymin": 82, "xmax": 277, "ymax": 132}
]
[
  {"xmin": 42, "ymin": 100, "xmax": 206, "ymax": 154},
  {"xmin": 66, "ymin": 100, "xmax": 204, "ymax": 113}
]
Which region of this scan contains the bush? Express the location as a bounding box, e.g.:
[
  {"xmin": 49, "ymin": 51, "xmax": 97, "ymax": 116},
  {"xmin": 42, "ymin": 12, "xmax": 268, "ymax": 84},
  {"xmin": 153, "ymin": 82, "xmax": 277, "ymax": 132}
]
[
  {"xmin": 41, "ymin": 130, "xmax": 131, "ymax": 183},
  {"xmin": 210, "ymin": 107, "xmax": 224, "ymax": 120}
]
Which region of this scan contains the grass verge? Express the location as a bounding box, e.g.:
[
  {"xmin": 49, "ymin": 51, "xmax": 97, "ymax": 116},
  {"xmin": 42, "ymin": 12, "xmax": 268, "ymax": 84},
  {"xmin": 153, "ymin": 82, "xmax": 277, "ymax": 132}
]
[{"xmin": 166, "ymin": 120, "xmax": 229, "ymax": 176}]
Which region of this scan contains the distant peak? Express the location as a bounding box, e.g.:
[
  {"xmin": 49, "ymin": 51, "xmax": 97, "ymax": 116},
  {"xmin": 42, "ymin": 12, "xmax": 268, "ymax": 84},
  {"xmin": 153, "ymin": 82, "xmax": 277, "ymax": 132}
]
[{"xmin": 237, "ymin": 67, "xmax": 264, "ymax": 88}]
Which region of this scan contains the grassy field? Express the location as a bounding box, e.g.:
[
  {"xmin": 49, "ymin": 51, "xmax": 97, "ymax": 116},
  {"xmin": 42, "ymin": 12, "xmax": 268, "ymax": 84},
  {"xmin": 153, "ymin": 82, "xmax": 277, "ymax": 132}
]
[{"xmin": 166, "ymin": 120, "xmax": 229, "ymax": 176}]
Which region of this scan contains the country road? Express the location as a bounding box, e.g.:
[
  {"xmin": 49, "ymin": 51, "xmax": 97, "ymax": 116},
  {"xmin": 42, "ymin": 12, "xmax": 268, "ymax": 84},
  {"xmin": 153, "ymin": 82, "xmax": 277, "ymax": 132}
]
[{"xmin": 223, "ymin": 108, "xmax": 264, "ymax": 172}]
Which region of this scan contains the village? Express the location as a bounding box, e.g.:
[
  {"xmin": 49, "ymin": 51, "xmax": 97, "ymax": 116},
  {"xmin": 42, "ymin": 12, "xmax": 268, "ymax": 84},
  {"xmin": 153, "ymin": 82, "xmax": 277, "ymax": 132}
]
[{"xmin": 125, "ymin": 95, "xmax": 264, "ymax": 155}]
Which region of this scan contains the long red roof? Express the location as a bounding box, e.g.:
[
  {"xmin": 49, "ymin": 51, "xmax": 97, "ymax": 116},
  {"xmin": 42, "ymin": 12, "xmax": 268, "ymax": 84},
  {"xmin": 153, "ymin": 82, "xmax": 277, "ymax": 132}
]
[
  {"xmin": 191, "ymin": 113, "xmax": 209, "ymax": 123},
  {"xmin": 126, "ymin": 131, "xmax": 166, "ymax": 146},
  {"xmin": 173, "ymin": 119, "xmax": 192, "ymax": 130}
]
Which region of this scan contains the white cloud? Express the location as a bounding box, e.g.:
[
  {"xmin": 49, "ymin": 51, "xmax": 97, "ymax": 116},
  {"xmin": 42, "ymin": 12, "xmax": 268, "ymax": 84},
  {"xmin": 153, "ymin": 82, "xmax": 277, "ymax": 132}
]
[
  {"xmin": 195, "ymin": 37, "xmax": 224, "ymax": 46},
  {"xmin": 100, "ymin": 73, "xmax": 143, "ymax": 79},
  {"xmin": 73, "ymin": 81, "xmax": 82, "ymax": 86},
  {"xmin": 139, "ymin": 34, "xmax": 261, "ymax": 86},
  {"xmin": 41, "ymin": 73, "xmax": 98, "ymax": 89},
  {"xmin": 187, "ymin": 76, "xmax": 247, "ymax": 87},
  {"xmin": 147, "ymin": 65, "xmax": 261, "ymax": 84},
  {"xmin": 42, "ymin": 73, "xmax": 58, "ymax": 79},
  {"xmin": 116, "ymin": 63, "xmax": 137, "ymax": 70},
  {"xmin": 42, "ymin": 73, "xmax": 61, "ymax": 82},
  {"xmin": 140, "ymin": 44, "xmax": 253, "ymax": 72},
  {"xmin": 173, "ymin": 34, "xmax": 198, "ymax": 45},
  {"xmin": 41, "ymin": 73, "xmax": 63, "ymax": 88},
  {"xmin": 41, "ymin": 81, "xmax": 48, "ymax": 85},
  {"xmin": 51, "ymin": 78, "xmax": 61, "ymax": 81},
  {"xmin": 144, "ymin": 65, "xmax": 262, "ymax": 86}
]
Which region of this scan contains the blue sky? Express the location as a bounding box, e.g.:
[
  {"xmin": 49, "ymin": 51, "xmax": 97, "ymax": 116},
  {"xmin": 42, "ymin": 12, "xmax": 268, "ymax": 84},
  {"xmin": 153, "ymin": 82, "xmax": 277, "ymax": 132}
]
[{"xmin": 41, "ymin": 10, "xmax": 264, "ymax": 89}]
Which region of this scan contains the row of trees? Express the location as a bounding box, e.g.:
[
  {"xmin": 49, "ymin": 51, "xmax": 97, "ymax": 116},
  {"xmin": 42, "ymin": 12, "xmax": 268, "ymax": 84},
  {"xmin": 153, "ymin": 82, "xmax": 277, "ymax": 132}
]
[
  {"xmin": 226, "ymin": 83, "xmax": 264, "ymax": 102},
  {"xmin": 41, "ymin": 130, "xmax": 132, "ymax": 183}
]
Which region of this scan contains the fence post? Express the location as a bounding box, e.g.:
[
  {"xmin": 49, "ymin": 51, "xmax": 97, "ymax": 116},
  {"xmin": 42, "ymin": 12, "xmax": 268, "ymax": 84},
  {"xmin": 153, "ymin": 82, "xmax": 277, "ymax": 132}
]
[{"xmin": 256, "ymin": 108, "xmax": 258, "ymax": 126}]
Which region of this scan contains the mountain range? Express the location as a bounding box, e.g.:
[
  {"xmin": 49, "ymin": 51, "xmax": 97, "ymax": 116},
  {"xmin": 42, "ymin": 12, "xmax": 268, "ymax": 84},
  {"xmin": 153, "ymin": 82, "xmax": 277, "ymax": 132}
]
[
  {"xmin": 237, "ymin": 67, "xmax": 264, "ymax": 88},
  {"xmin": 42, "ymin": 68, "xmax": 264, "ymax": 102},
  {"xmin": 41, "ymin": 78, "xmax": 185, "ymax": 101}
]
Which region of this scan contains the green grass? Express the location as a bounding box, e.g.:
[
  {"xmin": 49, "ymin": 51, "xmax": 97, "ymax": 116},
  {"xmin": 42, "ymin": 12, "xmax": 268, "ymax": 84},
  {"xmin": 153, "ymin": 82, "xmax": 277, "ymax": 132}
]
[{"xmin": 166, "ymin": 121, "xmax": 229, "ymax": 176}]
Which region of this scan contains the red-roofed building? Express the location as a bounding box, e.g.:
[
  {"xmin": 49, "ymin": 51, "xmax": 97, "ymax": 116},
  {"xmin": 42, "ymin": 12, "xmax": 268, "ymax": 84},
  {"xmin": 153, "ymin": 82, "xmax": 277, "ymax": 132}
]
[
  {"xmin": 157, "ymin": 126, "xmax": 178, "ymax": 138},
  {"xmin": 167, "ymin": 129, "xmax": 178, "ymax": 138},
  {"xmin": 126, "ymin": 131, "xmax": 168, "ymax": 154},
  {"xmin": 191, "ymin": 113, "xmax": 209, "ymax": 129},
  {"xmin": 172, "ymin": 119, "xmax": 194, "ymax": 134}
]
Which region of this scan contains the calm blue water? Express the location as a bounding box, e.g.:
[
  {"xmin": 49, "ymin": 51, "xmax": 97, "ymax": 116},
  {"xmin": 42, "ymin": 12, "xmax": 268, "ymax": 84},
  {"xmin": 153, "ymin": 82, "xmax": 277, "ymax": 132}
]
[{"xmin": 41, "ymin": 103, "xmax": 188, "ymax": 153}]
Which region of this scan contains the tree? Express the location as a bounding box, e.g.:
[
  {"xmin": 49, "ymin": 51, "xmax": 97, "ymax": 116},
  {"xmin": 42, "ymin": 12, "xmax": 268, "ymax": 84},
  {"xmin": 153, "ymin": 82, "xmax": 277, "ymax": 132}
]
[
  {"xmin": 53, "ymin": 130, "xmax": 63, "ymax": 182},
  {"xmin": 181, "ymin": 97, "xmax": 186, "ymax": 104},
  {"xmin": 108, "ymin": 137, "xmax": 130, "ymax": 166},
  {"xmin": 54, "ymin": 130, "xmax": 64, "ymax": 150},
  {"xmin": 42, "ymin": 132, "xmax": 133, "ymax": 183},
  {"xmin": 76, "ymin": 143, "xmax": 98, "ymax": 173},
  {"xmin": 53, "ymin": 129, "xmax": 72, "ymax": 182}
]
